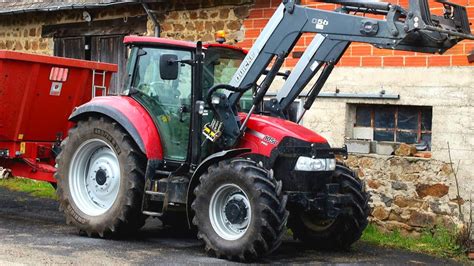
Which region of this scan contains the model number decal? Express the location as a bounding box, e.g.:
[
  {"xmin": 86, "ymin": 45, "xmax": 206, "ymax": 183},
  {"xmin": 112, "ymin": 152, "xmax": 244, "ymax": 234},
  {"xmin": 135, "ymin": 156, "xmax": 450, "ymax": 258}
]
[
  {"xmin": 312, "ymin": 18, "xmax": 329, "ymax": 30},
  {"xmin": 263, "ymin": 136, "xmax": 277, "ymax": 145},
  {"xmin": 248, "ymin": 129, "xmax": 278, "ymax": 146}
]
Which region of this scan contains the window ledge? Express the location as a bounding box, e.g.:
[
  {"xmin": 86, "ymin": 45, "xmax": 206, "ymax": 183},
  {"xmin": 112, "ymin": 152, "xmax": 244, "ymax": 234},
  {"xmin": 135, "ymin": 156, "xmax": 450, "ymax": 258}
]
[{"xmin": 347, "ymin": 152, "xmax": 432, "ymax": 161}]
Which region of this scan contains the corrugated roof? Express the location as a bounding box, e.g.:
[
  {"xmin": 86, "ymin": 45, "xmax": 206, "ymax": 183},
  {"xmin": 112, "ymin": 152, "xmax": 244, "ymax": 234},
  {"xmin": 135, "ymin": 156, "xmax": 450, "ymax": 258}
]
[{"xmin": 0, "ymin": 1, "xmax": 140, "ymax": 15}]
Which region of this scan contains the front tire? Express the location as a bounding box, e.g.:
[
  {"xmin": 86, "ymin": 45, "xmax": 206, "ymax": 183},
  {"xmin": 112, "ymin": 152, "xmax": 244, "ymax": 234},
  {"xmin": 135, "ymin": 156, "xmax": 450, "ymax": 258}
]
[
  {"xmin": 55, "ymin": 116, "xmax": 147, "ymax": 237},
  {"xmin": 192, "ymin": 158, "xmax": 288, "ymax": 261},
  {"xmin": 289, "ymin": 163, "xmax": 370, "ymax": 250}
]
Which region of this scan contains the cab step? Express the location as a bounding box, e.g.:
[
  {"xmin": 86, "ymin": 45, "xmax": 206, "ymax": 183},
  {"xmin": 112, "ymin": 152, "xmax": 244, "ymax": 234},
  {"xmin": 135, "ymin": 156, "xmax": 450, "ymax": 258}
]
[
  {"xmin": 142, "ymin": 178, "xmax": 169, "ymax": 215},
  {"xmin": 142, "ymin": 211, "xmax": 163, "ymax": 217}
]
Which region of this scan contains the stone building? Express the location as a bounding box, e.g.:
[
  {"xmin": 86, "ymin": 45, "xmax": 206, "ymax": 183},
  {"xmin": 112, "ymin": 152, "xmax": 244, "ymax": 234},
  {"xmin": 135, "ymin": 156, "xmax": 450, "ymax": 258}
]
[{"xmin": 0, "ymin": 0, "xmax": 472, "ymax": 234}]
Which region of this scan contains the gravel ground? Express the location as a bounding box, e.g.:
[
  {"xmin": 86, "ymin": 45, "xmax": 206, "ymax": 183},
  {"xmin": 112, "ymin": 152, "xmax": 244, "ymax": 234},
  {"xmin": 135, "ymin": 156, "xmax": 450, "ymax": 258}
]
[{"xmin": 0, "ymin": 187, "xmax": 461, "ymax": 265}]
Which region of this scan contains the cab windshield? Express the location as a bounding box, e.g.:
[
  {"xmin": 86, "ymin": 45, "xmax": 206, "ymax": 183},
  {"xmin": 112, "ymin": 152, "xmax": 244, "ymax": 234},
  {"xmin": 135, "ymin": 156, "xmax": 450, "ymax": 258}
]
[
  {"xmin": 203, "ymin": 47, "xmax": 253, "ymax": 110},
  {"xmin": 203, "ymin": 47, "xmax": 245, "ymax": 91}
]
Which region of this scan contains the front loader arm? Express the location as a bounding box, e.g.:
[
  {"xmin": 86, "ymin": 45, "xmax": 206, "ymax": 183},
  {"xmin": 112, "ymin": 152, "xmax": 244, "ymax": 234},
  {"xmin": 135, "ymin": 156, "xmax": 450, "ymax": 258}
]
[
  {"xmin": 229, "ymin": 0, "xmax": 473, "ymax": 94},
  {"xmin": 205, "ymin": 0, "xmax": 474, "ymax": 149}
]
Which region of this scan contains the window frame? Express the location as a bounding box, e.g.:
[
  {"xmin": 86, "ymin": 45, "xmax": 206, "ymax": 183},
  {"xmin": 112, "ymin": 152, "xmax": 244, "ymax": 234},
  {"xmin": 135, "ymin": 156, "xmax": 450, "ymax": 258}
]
[{"xmin": 355, "ymin": 105, "xmax": 432, "ymax": 144}]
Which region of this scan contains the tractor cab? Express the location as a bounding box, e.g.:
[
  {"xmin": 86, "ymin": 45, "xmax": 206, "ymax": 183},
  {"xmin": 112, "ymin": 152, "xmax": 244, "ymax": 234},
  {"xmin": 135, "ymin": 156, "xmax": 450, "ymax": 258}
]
[{"xmin": 122, "ymin": 36, "xmax": 247, "ymax": 162}]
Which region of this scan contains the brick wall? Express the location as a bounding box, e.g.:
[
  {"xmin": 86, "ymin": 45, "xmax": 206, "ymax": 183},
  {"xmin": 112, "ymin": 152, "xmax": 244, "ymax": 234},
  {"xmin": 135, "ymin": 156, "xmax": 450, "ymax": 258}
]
[{"xmin": 238, "ymin": 0, "xmax": 474, "ymax": 67}]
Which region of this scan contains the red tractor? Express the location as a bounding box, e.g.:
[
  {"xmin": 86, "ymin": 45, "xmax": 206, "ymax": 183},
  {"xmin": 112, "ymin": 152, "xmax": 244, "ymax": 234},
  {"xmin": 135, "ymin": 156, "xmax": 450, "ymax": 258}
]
[{"xmin": 55, "ymin": 0, "xmax": 473, "ymax": 261}]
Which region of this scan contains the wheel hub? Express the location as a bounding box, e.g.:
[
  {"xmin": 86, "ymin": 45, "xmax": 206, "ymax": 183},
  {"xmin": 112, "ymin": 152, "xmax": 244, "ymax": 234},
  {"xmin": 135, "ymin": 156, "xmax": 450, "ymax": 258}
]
[
  {"xmin": 95, "ymin": 169, "xmax": 108, "ymax": 186},
  {"xmin": 209, "ymin": 184, "xmax": 252, "ymax": 241},
  {"xmin": 224, "ymin": 199, "xmax": 247, "ymax": 224}
]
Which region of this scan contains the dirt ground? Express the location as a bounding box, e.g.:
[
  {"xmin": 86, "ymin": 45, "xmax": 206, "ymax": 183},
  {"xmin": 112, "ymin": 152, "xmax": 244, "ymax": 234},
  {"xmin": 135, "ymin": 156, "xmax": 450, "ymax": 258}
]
[{"xmin": 0, "ymin": 187, "xmax": 461, "ymax": 265}]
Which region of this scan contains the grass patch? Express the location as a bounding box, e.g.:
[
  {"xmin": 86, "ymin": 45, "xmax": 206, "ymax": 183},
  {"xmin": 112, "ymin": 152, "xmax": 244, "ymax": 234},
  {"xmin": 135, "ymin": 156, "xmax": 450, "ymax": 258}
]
[
  {"xmin": 361, "ymin": 223, "xmax": 468, "ymax": 261},
  {"xmin": 0, "ymin": 178, "xmax": 57, "ymax": 200}
]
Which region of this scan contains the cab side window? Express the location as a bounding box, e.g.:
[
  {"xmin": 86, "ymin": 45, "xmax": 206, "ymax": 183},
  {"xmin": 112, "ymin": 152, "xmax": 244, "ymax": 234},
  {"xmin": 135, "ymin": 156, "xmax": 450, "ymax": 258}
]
[{"xmin": 132, "ymin": 48, "xmax": 192, "ymax": 161}]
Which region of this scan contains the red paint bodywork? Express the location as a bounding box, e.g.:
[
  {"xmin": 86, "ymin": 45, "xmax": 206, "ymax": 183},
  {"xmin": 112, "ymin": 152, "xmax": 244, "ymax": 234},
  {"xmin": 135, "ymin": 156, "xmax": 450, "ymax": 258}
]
[
  {"xmin": 124, "ymin": 36, "xmax": 248, "ymax": 54},
  {"xmin": 237, "ymin": 114, "xmax": 328, "ymax": 157},
  {"xmin": 77, "ymin": 96, "xmax": 163, "ymax": 160},
  {"xmin": 204, "ymin": 43, "xmax": 248, "ymax": 54},
  {"xmin": 0, "ymin": 50, "xmax": 117, "ymax": 182},
  {"xmin": 124, "ymin": 36, "xmax": 198, "ymax": 49}
]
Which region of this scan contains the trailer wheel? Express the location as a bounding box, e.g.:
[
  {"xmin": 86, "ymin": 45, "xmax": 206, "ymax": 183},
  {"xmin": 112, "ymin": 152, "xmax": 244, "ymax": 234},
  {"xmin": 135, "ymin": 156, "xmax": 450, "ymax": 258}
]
[
  {"xmin": 289, "ymin": 163, "xmax": 370, "ymax": 250},
  {"xmin": 55, "ymin": 116, "xmax": 147, "ymax": 237},
  {"xmin": 192, "ymin": 158, "xmax": 288, "ymax": 261}
]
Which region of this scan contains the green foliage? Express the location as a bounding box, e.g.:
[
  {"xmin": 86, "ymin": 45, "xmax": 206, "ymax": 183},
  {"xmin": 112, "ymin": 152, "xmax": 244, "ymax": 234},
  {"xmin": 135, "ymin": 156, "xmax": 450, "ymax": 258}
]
[
  {"xmin": 0, "ymin": 178, "xmax": 57, "ymax": 200},
  {"xmin": 361, "ymin": 223, "xmax": 468, "ymax": 261}
]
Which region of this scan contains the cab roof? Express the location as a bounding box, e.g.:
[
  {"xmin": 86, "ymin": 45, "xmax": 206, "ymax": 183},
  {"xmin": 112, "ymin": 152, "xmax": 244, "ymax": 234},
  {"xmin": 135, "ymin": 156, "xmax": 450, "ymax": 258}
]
[{"xmin": 124, "ymin": 36, "xmax": 247, "ymax": 54}]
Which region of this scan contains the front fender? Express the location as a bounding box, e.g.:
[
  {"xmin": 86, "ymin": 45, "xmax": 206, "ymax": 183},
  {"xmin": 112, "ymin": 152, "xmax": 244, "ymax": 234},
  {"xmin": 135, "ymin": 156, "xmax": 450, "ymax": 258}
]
[{"xmin": 69, "ymin": 96, "xmax": 163, "ymax": 160}]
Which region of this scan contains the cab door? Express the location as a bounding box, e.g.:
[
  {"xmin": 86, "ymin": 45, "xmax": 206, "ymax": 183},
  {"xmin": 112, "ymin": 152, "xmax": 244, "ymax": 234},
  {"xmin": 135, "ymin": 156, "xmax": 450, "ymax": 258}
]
[{"xmin": 131, "ymin": 47, "xmax": 192, "ymax": 161}]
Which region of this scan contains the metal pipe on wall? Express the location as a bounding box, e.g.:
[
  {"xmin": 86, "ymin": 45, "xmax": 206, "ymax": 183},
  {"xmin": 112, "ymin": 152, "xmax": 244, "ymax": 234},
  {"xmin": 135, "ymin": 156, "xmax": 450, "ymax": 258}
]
[{"xmin": 141, "ymin": 2, "xmax": 160, "ymax": 37}]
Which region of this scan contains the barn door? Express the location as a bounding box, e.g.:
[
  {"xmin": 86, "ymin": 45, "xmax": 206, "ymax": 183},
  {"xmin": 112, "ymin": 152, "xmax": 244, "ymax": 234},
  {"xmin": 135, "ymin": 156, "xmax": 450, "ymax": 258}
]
[
  {"xmin": 91, "ymin": 35, "xmax": 127, "ymax": 94},
  {"xmin": 47, "ymin": 17, "xmax": 147, "ymax": 95},
  {"xmin": 54, "ymin": 37, "xmax": 86, "ymax": 60}
]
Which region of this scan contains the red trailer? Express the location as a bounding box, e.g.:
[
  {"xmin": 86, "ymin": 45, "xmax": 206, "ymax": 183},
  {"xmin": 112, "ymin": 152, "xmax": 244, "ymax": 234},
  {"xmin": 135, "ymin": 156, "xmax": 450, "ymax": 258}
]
[{"xmin": 0, "ymin": 50, "xmax": 117, "ymax": 183}]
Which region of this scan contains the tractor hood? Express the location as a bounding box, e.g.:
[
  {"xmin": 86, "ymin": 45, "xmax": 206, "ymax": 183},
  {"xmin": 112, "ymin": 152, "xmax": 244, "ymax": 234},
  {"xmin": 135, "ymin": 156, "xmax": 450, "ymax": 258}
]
[{"xmin": 237, "ymin": 114, "xmax": 328, "ymax": 157}]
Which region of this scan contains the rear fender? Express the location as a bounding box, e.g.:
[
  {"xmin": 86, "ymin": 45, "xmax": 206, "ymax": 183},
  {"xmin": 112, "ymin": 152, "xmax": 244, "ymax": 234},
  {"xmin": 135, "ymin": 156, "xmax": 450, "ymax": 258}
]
[
  {"xmin": 185, "ymin": 148, "xmax": 251, "ymax": 227},
  {"xmin": 69, "ymin": 96, "xmax": 163, "ymax": 160}
]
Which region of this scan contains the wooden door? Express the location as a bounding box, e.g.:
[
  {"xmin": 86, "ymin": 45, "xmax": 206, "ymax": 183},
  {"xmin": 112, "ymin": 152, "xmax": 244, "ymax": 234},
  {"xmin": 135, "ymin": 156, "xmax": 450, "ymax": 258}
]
[
  {"xmin": 48, "ymin": 17, "xmax": 147, "ymax": 95},
  {"xmin": 91, "ymin": 35, "xmax": 127, "ymax": 95},
  {"xmin": 54, "ymin": 37, "xmax": 85, "ymax": 60}
]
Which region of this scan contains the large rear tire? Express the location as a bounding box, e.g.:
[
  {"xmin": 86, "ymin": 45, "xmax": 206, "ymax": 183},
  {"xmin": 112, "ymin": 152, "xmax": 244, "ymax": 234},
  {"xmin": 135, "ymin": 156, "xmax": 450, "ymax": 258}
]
[
  {"xmin": 55, "ymin": 116, "xmax": 147, "ymax": 237},
  {"xmin": 192, "ymin": 158, "xmax": 288, "ymax": 261},
  {"xmin": 289, "ymin": 163, "xmax": 370, "ymax": 250}
]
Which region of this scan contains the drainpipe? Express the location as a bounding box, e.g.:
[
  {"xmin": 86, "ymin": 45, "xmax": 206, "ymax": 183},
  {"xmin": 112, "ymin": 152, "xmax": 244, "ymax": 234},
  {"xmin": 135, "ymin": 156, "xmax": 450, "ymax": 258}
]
[{"xmin": 142, "ymin": 2, "xmax": 160, "ymax": 37}]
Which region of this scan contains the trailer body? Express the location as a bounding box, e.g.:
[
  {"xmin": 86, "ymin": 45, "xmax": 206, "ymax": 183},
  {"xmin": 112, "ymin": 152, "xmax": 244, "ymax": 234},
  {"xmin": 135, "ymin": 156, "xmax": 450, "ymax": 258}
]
[{"xmin": 0, "ymin": 51, "xmax": 117, "ymax": 182}]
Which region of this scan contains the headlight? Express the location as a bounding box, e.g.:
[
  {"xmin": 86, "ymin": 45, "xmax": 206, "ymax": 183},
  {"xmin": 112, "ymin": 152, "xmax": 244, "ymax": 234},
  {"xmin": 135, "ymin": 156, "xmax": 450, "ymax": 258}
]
[{"xmin": 294, "ymin": 157, "xmax": 336, "ymax": 171}]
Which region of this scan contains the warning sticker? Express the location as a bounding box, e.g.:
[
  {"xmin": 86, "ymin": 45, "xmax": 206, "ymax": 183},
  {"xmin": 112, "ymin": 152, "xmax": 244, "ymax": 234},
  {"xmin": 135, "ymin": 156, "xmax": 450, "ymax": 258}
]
[{"xmin": 50, "ymin": 82, "xmax": 63, "ymax": 96}]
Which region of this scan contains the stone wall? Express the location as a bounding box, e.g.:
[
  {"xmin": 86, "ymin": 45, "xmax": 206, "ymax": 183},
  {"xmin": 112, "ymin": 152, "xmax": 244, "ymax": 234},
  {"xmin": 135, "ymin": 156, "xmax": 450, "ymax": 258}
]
[
  {"xmin": 147, "ymin": 1, "xmax": 252, "ymax": 43},
  {"xmin": 0, "ymin": 5, "xmax": 145, "ymax": 55},
  {"xmin": 0, "ymin": 0, "xmax": 253, "ymax": 55},
  {"xmin": 346, "ymin": 154, "xmax": 464, "ymax": 235}
]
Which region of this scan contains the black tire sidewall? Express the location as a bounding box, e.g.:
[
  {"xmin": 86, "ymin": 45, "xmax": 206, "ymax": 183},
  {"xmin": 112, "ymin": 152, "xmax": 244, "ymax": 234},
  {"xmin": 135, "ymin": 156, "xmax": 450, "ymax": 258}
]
[
  {"xmin": 57, "ymin": 118, "xmax": 142, "ymax": 233},
  {"xmin": 194, "ymin": 166, "xmax": 263, "ymax": 254}
]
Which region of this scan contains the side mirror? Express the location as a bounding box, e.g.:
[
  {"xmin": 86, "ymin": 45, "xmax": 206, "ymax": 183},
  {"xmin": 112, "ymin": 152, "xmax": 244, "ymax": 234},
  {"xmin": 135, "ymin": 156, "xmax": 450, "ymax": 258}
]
[{"xmin": 160, "ymin": 54, "xmax": 179, "ymax": 80}]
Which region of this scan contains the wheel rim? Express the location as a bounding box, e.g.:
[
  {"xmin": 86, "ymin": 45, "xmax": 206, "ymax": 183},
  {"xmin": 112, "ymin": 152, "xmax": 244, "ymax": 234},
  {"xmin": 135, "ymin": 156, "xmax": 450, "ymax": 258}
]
[
  {"xmin": 69, "ymin": 139, "xmax": 121, "ymax": 216},
  {"xmin": 209, "ymin": 184, "xmax": 251, "ymax": 241},
  {"xmin": 301, "ymin": 213, "xmax": 335, "ymax": 231}
]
